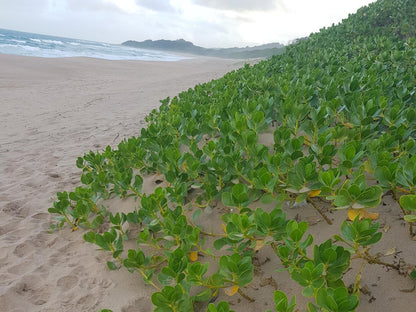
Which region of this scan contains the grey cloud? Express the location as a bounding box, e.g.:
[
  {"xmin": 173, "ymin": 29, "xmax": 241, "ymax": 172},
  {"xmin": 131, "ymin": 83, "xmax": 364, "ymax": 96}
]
[
  {"xmin": 193, "ymin": 0, "xmax": 278, "ymax": 12},
  {"xmin": 135, "ymin": 0, "xmax": 175, "ymax": 12}
]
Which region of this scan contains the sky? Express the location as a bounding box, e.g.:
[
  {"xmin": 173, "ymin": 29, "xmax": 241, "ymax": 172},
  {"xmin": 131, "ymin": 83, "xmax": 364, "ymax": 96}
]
[{"xmin": 0, "ymin": 0, "xmax": 376, "ymax": 48}]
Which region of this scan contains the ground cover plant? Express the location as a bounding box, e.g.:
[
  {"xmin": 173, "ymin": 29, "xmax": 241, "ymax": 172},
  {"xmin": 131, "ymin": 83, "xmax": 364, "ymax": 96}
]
[{"xmin": 48, "ymin": 0, "xmax": 416, "ymax": 311}]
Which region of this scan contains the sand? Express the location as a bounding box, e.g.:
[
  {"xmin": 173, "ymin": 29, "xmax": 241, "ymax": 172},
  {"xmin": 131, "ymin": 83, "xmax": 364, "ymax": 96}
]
[{"xmin": 0, "ymin": 53, "xmax": 415, "ymax": 312}]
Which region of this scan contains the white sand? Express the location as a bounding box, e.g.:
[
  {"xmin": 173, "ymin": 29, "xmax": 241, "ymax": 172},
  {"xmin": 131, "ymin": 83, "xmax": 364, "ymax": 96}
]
[{"xmin": 0, "ymin": 54, "xmax": 244, "ymax": 312}]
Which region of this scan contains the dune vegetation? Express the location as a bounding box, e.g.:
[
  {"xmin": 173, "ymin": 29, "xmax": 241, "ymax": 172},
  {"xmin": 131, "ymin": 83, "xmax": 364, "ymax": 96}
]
[{"xmin": 49, "ymin": 0, "xmax": 416, "ymax": 311}]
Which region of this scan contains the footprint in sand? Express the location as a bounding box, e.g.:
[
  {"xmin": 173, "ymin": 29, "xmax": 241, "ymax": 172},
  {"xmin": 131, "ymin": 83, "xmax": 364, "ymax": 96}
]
[
  {"xmin": 3, "ymin": 200, "xmax": 28, "ymax": 218},
  {"xmin": 13, "ymin": 242, "xmax": 34, "ymax": 258},
  {"xmin": 75, "ymin": 293, "xmax": 100, "ymax": 310},
  {"xmin": 122, "ymin": 297, "xmax": 154, "ymax": 312},
  {"xmin": 31, "ymin": 212, "xmax": 50, "ymax": 220},
  {"xmin": 7, "ymin": 260, "xmax": 33, "ymax": 275},
  {"xmin": 57, "ymin": 275, "xmax": 79, "ymax": 290},
  {"xmin": 13, "ymin": 278, "xmax": 51, "ymax": 306}
]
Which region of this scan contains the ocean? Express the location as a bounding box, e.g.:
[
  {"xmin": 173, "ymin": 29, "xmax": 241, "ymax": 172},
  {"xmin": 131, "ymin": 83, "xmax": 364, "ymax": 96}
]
[{"xmin": 0, "ymin": 28, "xmax": 187, "ymax": 61}]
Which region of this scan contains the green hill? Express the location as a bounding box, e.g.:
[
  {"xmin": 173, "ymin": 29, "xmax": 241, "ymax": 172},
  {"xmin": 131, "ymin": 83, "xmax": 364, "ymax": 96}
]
[
  {"xmin": 122, "ymin": 38, "xmax": 285, "ymax": 59},
  {"xmin": 50, "ymin": 0, "xmax": 416, "ymax": 311}
]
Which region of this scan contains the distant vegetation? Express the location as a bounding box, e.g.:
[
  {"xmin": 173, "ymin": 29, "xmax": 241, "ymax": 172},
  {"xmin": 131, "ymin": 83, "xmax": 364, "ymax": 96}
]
[
  {"xmin": 122, "ymin": 39, "xmax": 285, "ymax": 59},
  {"xmin": 50, "ymin": 0, "xmax": 416, "ymax": 311}
]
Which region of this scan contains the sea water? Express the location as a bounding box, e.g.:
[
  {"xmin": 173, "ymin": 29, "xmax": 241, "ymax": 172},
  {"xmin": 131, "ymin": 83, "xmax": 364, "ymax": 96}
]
[{"xmin": 0, "ymin": 28, "xmax": 187, "ymax": 61}]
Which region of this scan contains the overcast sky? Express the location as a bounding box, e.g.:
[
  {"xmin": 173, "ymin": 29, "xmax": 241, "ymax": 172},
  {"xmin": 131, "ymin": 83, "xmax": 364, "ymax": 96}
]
[{"xmin": 0, "ymin": 0, "xmax": 375, "ymax": 48}]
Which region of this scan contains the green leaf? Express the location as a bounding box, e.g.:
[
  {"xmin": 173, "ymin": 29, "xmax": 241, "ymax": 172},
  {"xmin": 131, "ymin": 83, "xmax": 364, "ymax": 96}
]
[
  {"xmin": 307, "ymin": 303, "xmax": 319, "ymax": 312},
  {"xmin": 355, "ymin": 185, "xmax": 382, "ymax": 208},
  {"xmin": 133, "ymin": 174, "xmax": 143, "ymax": 194},
  {"xmin": 410, "ymin": 269, "xmax": 416, "ymax": 280},
  {"xmin": 95, "ymin": 234, "xmax": 111, "ymax": 251},
  {"xmin": 107, "ymin": 261, "xmax": 118, "ymax": 271},
  {"xmin": 139, "ymin": 227, "xmax": 150, "ymax": 241},
  {"xmin": 261, "ymin": 193, "xmax": 275, "ymax": 204},
  {"xmin": 232, "ymin": 183, "xmax": 249, "ymax": 204},
  {"xmin": 344, "ymin": 144, "xmax": 356, "ymax": 161},
  {"xmin": 192, "ymin": 209, "xmax": 202, "ymax": 221},
  {"xmin": 207, "ymin": 302, "xmax": 233, "ymax": 312},
  {"xmin": 83, "ymin": 231, "xmax": 96, "ymax": 244},
  {"xmin": 399, "ymin": 194, "xmax": 416, "ymax": 212},
  {"xmin": 151, "ymin": 292, "xmax": 170, "ymax": 308},
  {"xmin": 334, "ymin": 194, "xmax": 351, "ymax": 208},
  {"xmin": 222, "ymin": 192, "xmax": 235, "ymax": 207},
  {"xmin": 302, "ymin": 286, "xmax": 314, "ymax": 297},
  {"xmin": 340, "ymin": 221, "xmax": 355, "ymax": 242},
  {"xmin": 158, "ymin": 270, "xmax": 176, "ymax": 286},
  {"xmin": 214, "ymin": 237, "xmax": 229, "ymax": 250},
  {"xmin": 374, "ymin": 166, "xmax": 394, "ymax": 188},
  {"xmin": 193, "ymin": 288, "xmax": 212, "ymax": 302}
]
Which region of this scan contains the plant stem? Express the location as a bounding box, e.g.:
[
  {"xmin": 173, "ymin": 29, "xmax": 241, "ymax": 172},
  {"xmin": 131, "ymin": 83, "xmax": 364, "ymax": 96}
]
[
  {"xmin": 138, "ymin": 268, "xmax": 161, "ymax": 291},
  {"xmin": 129, "ymin": 186, "xmax": 143, "ymax": 198},
  {"xmin": 307, "ymin": 198, "xmax": 332, "ymax": 225},
  {"xmin": 353, "ymin": 260, "xmax": 366, "ymax": 298},
  {"xmin": 270, "ymin": 242, "xmax": 280, "ymax": 258},
  {"xmin": 359, "ymin": 250, "xmax": 400, "ymax": 270},
  {"xmin": 63, "ymin": 213, "xmax": 77, "ymax": 230},
  {"xmin": 238, "ymin": 288, "xmax": 255, "ymax": 302},
  {"xmin": 295, "ymin": 243, "xmax": 313, "ymax": 262}
]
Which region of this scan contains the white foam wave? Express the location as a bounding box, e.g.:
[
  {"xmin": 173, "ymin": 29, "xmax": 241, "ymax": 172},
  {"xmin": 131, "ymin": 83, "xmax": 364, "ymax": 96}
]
[
  {"xmin": 42, "ymin": 39, "xmax": 64, "ymax": 45},
  {"xmin": 19, "ymin": 45, "xmax": 41, "ymax": 51},
  {"xmin": 30, "ymin": 38, "xmax": 41, "ymax": 43},
  {"xmin": 11, "ymin": 39, "xmax": 26, "ymax": 44}
]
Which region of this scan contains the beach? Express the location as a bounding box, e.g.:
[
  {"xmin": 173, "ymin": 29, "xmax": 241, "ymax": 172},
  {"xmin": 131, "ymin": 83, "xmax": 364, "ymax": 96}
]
[
  {"xmin": 0, "ymin": 54, "xmax": 245, "ymax": 311},
  {"xmin": 1, "ymin": 53, "xmax": 415, "ymax": 312}
]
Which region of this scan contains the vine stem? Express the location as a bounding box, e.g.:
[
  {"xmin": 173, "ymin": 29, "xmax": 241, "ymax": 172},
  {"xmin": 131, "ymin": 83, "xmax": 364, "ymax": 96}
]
[
  {"xmin": 238, "ymin": 288, "xmax": 255, "ymax": 302},
  {"xmin": 270, "ymin": 242, "xmax": 280, "ymax": 258},
  {"xmin": 63, "ymin": 212, "xmax": 77, "ymax": 230},
  {"xmin": 306, "ymin": 198, "xmax": 332, "ymax": 225},
  {"xmin": 138, "ymin": 268, "xmax": 161, "ymax": 291},
  {"xmin": 356, "ymin": 249, "xmax": 400, "ymax": 271},
  {"xmin": 353, "ymin": 260, "xmax": 366, "ymax": 298}
]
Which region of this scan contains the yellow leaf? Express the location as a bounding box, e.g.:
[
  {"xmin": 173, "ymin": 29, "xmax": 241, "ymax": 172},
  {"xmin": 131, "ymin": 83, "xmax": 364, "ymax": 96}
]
[
  {"xmin": 308, "ymin": 190, "xmax": 321, "ymax": 198},
  {"xmin": 189, "ymin": 251, "xmax": 198, "ymax": 262},
  {"xmin": 347, "ymin": 209, "xmax": 360, "ymax": 221},
  {"xmin": 254, "ymin": 240, "xmax": 264, "ymax": 252},
  {"xmin": 361, "ymin": 210, "xmax": 379, "ymax": 220},
  {"xmin": 348, "ymin": 209, "xmax": 379, "ymax": 221},
  {"xmin": 344, "ymin": 122, "xmax": 354, "ymax": 129},
  {"xmin": 224, "ymin": 285, "xmax": 239, "ymax": 296},
  {"xmin": 364, "ymin": 160, "xmax": 374, "ymax": 174}
]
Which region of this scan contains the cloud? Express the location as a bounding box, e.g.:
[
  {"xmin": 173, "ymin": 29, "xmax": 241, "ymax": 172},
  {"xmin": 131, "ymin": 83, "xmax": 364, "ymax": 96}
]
[
  {"xmin": 0, "ymin": 0, "xmax": 49, "ymax": 11},
  {"xmin": 135, "ymin": 0, "xmax": 175, "ymax": 12},
  {"xmin": 65, "ymin": 0, "xmax": 122, "ymax": 13},
  {"xmin": 193, "ymin": 0, "xmax": 278, "ymax": 12}
]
